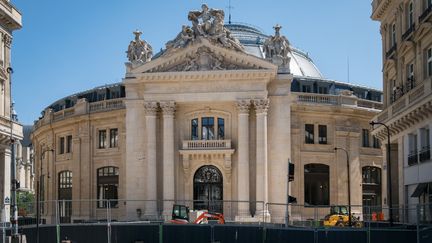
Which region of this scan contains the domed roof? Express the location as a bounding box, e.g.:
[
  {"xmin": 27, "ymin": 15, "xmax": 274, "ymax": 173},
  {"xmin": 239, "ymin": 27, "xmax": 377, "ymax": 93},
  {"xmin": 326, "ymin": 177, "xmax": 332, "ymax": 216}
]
[{"xmin": 225, "ymin": 23, "xmax": 324, "ymax": 79}]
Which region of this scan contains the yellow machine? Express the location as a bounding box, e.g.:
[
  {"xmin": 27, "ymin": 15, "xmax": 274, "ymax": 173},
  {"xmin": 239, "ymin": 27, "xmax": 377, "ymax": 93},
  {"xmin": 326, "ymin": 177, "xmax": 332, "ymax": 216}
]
[{"xmin": 323, "ymin": 206, "xmax": 362, "ymax": 227}]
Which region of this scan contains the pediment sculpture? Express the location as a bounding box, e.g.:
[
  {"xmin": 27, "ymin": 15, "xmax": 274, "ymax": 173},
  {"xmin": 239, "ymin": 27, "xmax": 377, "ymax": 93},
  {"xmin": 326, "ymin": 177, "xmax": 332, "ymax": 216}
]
[
  {"xmin": 145, "ymin": 46, "xmax": 263, "ymax": 73},
  {"xmin": 126, "ymin": 30, "xmax": 153, "ymax": 64},
  {"xmin": 263, "ymin": 24, "xmax": 291, "ymax": 73},
  {"xmin": 165, "ymin": 4, "xmax": 244, "ymax": 54}
]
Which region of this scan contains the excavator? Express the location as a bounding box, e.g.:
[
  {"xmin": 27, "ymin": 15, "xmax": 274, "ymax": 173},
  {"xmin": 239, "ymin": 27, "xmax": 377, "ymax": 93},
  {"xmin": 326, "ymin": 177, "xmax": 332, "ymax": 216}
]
[{"xmin": 170, "ymin": 204, "xmax": 225, "ymax": 224}]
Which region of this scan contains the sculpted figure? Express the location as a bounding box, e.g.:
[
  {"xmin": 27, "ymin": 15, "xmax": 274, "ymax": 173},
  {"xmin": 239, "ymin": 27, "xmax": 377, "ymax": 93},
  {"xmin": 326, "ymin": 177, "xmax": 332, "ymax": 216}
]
[
  {"xmin": 166, "ymin": 25, "xmax": 194, "ymax": 49},
  {"xmin": 263, "ymin": 24, "xmax": 291, "ymax": 68},
  {"xmin": 127, "ymin": 30, "xmax": 153, "ymax": 63}
]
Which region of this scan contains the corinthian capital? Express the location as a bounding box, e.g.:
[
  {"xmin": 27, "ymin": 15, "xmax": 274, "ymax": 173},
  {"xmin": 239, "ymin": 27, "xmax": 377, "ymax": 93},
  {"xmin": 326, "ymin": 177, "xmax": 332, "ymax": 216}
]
[
  {"xmin": 160, "ymin": 101, "xmax": 176, "ymax": 116},
  {"xmin": 144, "ymin": 101, "xmax": 159, "ymax": 116},
  {"xmin": 236, "ymin": 99, "xmax": 251, "ymax": 114},
  {"xmin": 253, "ymin": 99, "xmax": 270, "ymax": 114}
]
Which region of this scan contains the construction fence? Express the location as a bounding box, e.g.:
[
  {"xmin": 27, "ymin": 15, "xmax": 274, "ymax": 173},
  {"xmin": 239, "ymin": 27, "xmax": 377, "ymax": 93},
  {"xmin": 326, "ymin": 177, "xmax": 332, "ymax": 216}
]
[{"xmin": 1, "ymin": 200, "xmax": 431, "ymax": 243}]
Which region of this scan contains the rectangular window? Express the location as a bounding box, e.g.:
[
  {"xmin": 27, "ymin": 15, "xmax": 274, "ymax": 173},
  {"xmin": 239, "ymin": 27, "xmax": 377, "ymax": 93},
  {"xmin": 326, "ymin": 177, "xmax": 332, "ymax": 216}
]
[
  {"xmin": 97, "ymin": 167, "xmax": 119, "ymax": 208},
  {"xmin": 98, "ymin": 130, "xmax": 107, "ymax": 149},
  {"xmin": 408, "ymin": 133, "xmax": 418, "ymax": 166},
  {"xmin": 318, "ymin": 87, "xmax": 328, "ymax": 94},
  {"xmin": 373, "ymin": 136, "xmax": 381, "ymax": 149},
  {"xmin": 362, "ymin": 129, "xmax": 370, "ymax": 147},
  {"xmin": 66, "ymin": 135, "xmax": 72, "ymax": 153},
  {"xmin": 318, "ymin": 125, "xmax": 327, "ymax": 144},
  {"xmin": 427, "ymin": 48, "xmax": 432, "ymax": 77},
  {"xmin": 420, "ymin": 128, "xmax": 431, "ymax": 162},
  {"xmin": 305, "ymin": 124, "xmax": 314, "ymax": 144},
  {"xmin": 218, "ymin": 118, "xmax": 225, "ymax": 139},
  {"xmin": 59, "ymin": 137, "xmax": 65, "ymax": 154},
  {"xmin": 191, "ymin": 118, "xmax": 198, "ymax": 140},
  {"xmin": 408, "ymin": 2, "xmax": 414, "ymax": 28},
  {"xmin": 391, "ymin": 23, "xmax": 396, "ymax": 47},
  {"xmin": 110, "ymin": 129, "xmax": 118, "ymax": 148},
  {"xmin": 201, "ymin": 117, "xmax": 215, "ymax": 140},
  {"xmin": 427, "ymin": 0, "xmax": 432, "ymax": 9},
  {"xmin": 302, "ymin": 85, "xmax": 312, "ymax": 93}
]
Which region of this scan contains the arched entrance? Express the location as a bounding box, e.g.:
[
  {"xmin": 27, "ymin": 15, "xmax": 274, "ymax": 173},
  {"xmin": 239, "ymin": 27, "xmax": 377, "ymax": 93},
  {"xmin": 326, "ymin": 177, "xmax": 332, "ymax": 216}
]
[{"xmin": 193, "ymin": 165, "xmax": 223, "ymax": 213}]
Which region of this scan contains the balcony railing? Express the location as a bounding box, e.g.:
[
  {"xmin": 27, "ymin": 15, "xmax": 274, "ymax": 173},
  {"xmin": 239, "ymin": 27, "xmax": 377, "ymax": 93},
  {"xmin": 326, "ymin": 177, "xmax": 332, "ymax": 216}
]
[
  {"xmin": 408, "ymin": 151, "xmax": 418, "ymax": 166},
  {"xmin": 182, "ymin": 140, "xmax": 231, "ymax": 150},
  {"xmin": 386, "ymin": 44, "xmax": 397, "ymax": 59},
  {"xmin": 420, "ymin": 5, "xmax": 432, "ymax": 23},
  {"xmin": 420, "ymin": 146, "xmax": 431, "ymax": 163},
  {"xmin": 402, "ymin": 24, "xmax": 415, "ymax": 40}
]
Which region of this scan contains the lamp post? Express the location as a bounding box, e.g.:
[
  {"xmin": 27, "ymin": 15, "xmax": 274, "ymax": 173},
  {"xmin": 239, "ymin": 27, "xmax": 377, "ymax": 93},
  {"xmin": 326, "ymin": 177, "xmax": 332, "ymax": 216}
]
[
  {"xmin": 36, "ymin": 148, "xmax": 53, "ymax": 243},
  {"xmin": 334, "ymin": 147, "xmax": 351, "ymax": 227},
  {"xmin": 370, "ymin": 121, "xmax": 393, "ymax": 226}
]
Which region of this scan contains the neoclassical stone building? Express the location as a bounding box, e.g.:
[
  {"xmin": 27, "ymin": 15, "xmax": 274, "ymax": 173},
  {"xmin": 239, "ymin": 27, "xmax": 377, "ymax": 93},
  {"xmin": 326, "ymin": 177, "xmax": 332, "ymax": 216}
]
[
  {"xmin": 32, "ymin": 5, "xmax": 384, "ymax": 223},
  {"xmin": 372, "ymin": 0, "xmax": 432, "ymax": 223},
  {"xmin": 0, "ymin": 0, "xmax": 23, "ymax": 223}
]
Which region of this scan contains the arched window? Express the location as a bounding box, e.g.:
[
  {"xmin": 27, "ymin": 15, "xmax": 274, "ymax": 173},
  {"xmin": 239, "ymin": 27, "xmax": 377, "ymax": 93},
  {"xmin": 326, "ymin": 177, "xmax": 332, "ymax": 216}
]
[
  {"xmin": 304, "ymin": 164, "xmax": 329, "ymax": 206},
  {"xmin": 58, "ymin": 171, "xmax": 72, "ymax": 223},
  {"xmin": 97, "ymin": 166, "xmax": 119, "ymax": 208}
]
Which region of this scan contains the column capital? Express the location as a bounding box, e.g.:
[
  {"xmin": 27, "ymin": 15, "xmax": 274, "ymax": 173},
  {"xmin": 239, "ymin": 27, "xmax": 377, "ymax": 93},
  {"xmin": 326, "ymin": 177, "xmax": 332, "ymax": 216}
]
[
  {"xmin": 236, "ymin": 99, "xmax": 251, "ymax": 114},
  {"xmin": 144, "ymin": 101, "xmax": 159, "ymax": 116},
  {"xmin": 253, "ymin": 99, "xmax": 270, "ymax": 114},
  {"xmin": 160, "ymin": 101, "xmax": 176, "ymax": 116},
  {"xmin": 3, "ymin": 34, "xmax": 12, "ymax": 48}
]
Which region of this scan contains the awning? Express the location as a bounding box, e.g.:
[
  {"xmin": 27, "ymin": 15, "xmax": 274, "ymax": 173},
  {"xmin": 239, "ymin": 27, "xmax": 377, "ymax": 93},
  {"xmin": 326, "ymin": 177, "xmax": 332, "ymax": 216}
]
[{"xmin": 411, "ymin": 183, "xmax": 428, "ymax": 197}]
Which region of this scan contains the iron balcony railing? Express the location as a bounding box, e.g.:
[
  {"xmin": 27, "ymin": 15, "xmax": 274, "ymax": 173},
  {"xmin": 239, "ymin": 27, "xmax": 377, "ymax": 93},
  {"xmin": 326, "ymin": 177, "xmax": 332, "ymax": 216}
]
[
  {"xmin": 402, "ymin": 24, "xmax": 415, "ymax": 40},
  {"xmin": 420, "ymin": 5, "xmax": 432, "ymax": 23},
  {"xmin": 386, "ymin": 44, "xmax": 397, "ymax": 59},
  {"xmin": 408, "ymin": 150, "xmax": 418, "ymax": 166},
  {"xmin": 419, "ymin": 146, "xmax": 431, "ymax": 163}
]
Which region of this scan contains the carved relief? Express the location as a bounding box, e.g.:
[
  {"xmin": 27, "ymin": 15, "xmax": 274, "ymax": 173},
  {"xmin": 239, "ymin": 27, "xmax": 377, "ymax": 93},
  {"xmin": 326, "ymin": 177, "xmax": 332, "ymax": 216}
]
[
  {"xmin": 2, "ymin": 34, "xmax": 12, "ymax": 48},
  {"xmin": 253, "ymin": 99, "xmax": 270, "ymax": 114},
  {"xmin": 148, "ymin": 46, "xmax": 258, "ymax": 72}
]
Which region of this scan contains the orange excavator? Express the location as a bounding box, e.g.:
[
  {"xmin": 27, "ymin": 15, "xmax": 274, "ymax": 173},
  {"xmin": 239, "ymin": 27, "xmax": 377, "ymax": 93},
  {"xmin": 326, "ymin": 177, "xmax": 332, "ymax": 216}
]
[{"xmin": 170, "ymin": 204, "xmax": 225, "ymax": 224}]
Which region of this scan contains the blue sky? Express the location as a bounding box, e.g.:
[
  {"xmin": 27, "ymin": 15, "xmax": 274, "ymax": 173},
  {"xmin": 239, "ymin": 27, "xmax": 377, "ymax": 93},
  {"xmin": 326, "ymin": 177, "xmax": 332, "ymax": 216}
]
[{"xmin": 12, "ymin": 0, "xmax": 382, "ymax": 125}]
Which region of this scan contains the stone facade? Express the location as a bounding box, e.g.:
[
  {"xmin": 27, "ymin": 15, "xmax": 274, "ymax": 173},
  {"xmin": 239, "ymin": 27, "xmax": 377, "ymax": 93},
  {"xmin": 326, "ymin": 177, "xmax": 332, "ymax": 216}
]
[
  {"xmin": 31, "ymin": 6, "xmax": 384, "ymax": 223},
  {"xmin": 0, "ymin": 0, "xmax": 23, "ymax": 223},
  {"xmin": 372, "ymin": 0, "xmax": 432, "ymax": 223}
]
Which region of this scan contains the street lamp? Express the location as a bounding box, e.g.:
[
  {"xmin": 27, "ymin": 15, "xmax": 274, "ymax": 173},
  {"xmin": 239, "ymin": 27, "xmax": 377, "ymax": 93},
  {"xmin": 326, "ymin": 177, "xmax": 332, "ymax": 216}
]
[
  {"xmin": 334, "ymin": 147, "xmax": 352, "ymax": 227},
  {"xmin": 370, "ymin": 120, "xmax": 393, "ymax": 226},
  {"xmin": 36, "ymin": 148, "xmax": 54, "ymax": 243}
]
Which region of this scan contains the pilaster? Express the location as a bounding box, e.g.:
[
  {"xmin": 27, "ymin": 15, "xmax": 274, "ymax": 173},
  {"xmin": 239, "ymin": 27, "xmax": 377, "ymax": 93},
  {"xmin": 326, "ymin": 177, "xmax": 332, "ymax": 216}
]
[{"xmin": 160, "ymin": 101, "xmax": 176, "ymax": 217}]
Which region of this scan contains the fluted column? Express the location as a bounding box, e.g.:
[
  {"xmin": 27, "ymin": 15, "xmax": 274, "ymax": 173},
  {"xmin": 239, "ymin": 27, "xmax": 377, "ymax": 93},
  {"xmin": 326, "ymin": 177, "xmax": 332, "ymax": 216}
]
[
  {"xmin": 160, "ymin": 101, "xmax": 176, "ymax": 217},
  {"xmin": 236, "ymin": 100, "xmax": 251, "ymax": 217},
  {"xmin": 254, "ymin": 99, "xmax": 270, "ymax": 217},
  {"xmin": 144, "ymin": 101, "xmax": 158, "ymax": 218}
]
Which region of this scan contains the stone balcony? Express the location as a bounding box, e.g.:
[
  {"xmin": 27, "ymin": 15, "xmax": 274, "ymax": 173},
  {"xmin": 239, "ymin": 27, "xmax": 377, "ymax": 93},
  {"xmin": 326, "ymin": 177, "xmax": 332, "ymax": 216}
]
[
  {"xmin": 180, "ymin": 140, "xmax": 235, "ymax": 157},
  {"xmin": 182, "ymin": 140, "xmax": 231, "ymax": 150}
]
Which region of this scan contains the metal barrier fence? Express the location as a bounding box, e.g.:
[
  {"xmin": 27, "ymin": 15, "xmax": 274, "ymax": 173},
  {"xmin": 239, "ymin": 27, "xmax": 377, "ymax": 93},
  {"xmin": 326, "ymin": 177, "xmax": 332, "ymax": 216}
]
[{"xmin": 3, "ymin": 200, "xmax": 432, "ymax": 242}]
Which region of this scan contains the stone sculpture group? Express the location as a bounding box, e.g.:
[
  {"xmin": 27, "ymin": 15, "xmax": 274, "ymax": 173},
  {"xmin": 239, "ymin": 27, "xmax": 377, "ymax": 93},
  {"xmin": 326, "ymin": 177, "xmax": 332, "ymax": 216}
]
[{"xmin": 166, "ymin": 4, "xmax": 244, "ymax": 52}]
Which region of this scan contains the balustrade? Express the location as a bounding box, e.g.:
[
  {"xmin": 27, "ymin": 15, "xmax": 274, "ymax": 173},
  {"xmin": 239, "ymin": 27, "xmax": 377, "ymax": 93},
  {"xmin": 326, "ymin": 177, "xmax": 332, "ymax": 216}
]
[{"xmin": 182, "ymin": 140, "xmax": 231, "ymax": 150}]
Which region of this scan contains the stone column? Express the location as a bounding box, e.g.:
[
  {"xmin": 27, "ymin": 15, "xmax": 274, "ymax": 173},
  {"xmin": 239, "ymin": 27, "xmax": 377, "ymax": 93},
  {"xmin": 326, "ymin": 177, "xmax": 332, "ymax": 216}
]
[
  {"xmin": 254, "ymin": 99, "xmax": 270, "ymax": 218},
  {"xmin": 144, "ymin": 101, "xmax": 158, "ymax": 218},
  {"xmin": 236, "ymin": 99, "xmax": 251, "ymax": 218},
  {"xmin": 160, "ymin": 101, "xmax": 176, "ymax": 217}
]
